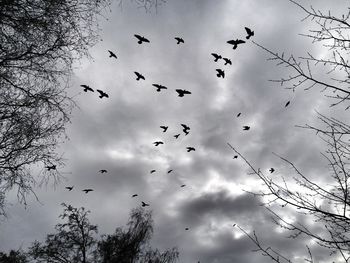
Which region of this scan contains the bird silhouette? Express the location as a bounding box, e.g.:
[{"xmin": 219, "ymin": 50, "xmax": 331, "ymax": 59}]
[
  {"xmin": 185, "ymin": 227, "xmax": 189, "ymax": 230},
  {"xmin": 244, "ymin": 27, "xmax": 254, "ymax": 39},
  {"xmin": 80, "ymin": 85, "xmax": 94, "ymax": 92},
  {"xmin": 167, "ymin": 169, "xmax": 173, "ymax": 173},
  {"xmin": 176, "ymin": 89, "xmax": 192, "ymax": 97},
  {"xmin": 181, "ymin": 124, "xmax": 190, "ymax": 131},
  {"xmin": 152, "ymin": 84, "xmax": 167, "ymax": 92},
  {"xmin": 223, "ymin": 58, "xmax": 232, "ymax": 65},
  {"xmin": 99, "ymin": 169, "xmax": 107, "ymax": 174},
  {"xmin": 181, "ymin": 184, "xmax": 186, "ymax": 187},
  {"xmin": 211, "ymin": 53, "xmax": 222, "ymax": 62},
  {"xmin": 216, "ymin": 69, "xmax": 225, "ymax": 78},
  {"xmin": 175, "ymin": 37, "xmax": 184, "ymax": 44},
  {"xmin": 134, "ymin": 34, "xmax": 150, "ymax": 44},
  {"xmin": 82, "ymin": 189, "xmax": 94, "ymax": 194},
  {"xmin": 269, "ymin": 168, "xmax": 275, "ymax": 173},
  {"xmin": 183, "ymin": 130, "xmax": 189, "ymax": 136},
  {"xmin": 132, "ymin": 194, "xmax": 138, "ymax": 198},
  {"xmin": 227, "ymin": 39, "xmax": 246, "ymax": 49},
  {"xmin": 65, "ymin": 186, "xmax": 74, "ymax": 191},
  {"xmin": 96, "ymin": 89, "xmax": 109, "ymax": 99},
  {"xmin": 150, "ymin": 170, "xmax": 156, "ymax": 174},
  {"xmin": 237, "ymin": 112, "xmax": 241, "ymax": 117},
  {"xmin": 233, "ymin": 155, "xmax": 238, "ymax": 159},
  {"xmin": 134, "ymin": 72, "xmax": 145, "ymax": 81},
  {"xmin": 285, "ymin": 101, "xmax": 290, "ymax": 107},
  {"xmin": 153, "ymin": 141, "xmax": 164, "ymax": 146},
  {"xmin": 45, "ymin": 165, "xmax": 56, "ymax": 171},
  {"xmin": 108, "ymin": 50, "xmax": 117, "ymax": 59},
  {"xmin": 160, "ymin": 126, "xmax": 168, "ymax": 132},
  {"xmin": 174, "ymin": 134, "xmax": 180, "ymax": 139},
  {"xmin": 186, "ymin": 147, "xmax": 195, "ymax": 152},
  {"xmin": 243, "ymin": 126, "xmax": 250, "ymax": 130},
  {"xmin": 141, "ymin": 201, "xmax": 150, "ymax": 207}
]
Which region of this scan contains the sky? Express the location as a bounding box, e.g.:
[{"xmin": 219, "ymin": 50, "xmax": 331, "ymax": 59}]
[{"xmin": 0, "ymin": 0, "xmax": 347, "ymax": 262}]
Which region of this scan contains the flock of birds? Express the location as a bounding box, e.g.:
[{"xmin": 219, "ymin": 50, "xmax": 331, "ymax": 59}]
[{"xmin": 42, "ymin": 27, "xmax": 285, "ymax": 262}]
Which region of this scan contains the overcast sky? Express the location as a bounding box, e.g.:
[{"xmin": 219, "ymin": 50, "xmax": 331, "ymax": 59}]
[{"xmin": 0, "ymin": 0, "xmax": 346, "ymax": 262}]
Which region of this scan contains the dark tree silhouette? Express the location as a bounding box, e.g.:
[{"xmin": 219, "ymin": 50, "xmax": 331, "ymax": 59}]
[
  {"xmin": 0, "ymin": 0, "xmax": 111, "ymax": 209},
  {"xmin": 29, "ymin": 203, "xmax": 98, "ymax": 263},
  {"xmin": 98, "ymin": 207, "xmax": 178, "ymax": 263},
  {"xmin": 0, "ymin": 250, "xmax": 28, "ymax": 263}
]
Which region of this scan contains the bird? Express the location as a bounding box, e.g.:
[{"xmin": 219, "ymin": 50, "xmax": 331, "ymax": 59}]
[
  {"xmin": 185, "ymin": 227, "xmax": 189, "ymax": 230},
  {"xmin": 233, "ymin": 155, "xmax": 238, "ymax": 159},
  {"xmin": 45, "ymin": 165, "xmax": 56, "ymax": 171},
  {"xmin": 244, "ymin": 27, "xmax": 254, "ymax": 39},
  {"xmin": 96, "ymin": 89, "xmax": 109, "ymax": 99},
  {"xmin": 99, "ymin": 169, "xmax": 107, "ymax": 174},
  {"xmin": 269, "ymin": 168, "xmax": 275, "ymax": 173},
  {"xmin": 134, "ymin": 34, "xmax": 150, "ymax": 44},
  {"xmin": 227, "ymin": 39, "xmax": 246, "ymax": 49},
  {"xmin": 285, "ymin": 101, "xmax": 290, "ymax": 107},
  {"xmin": 176, "ymin": 89, "xmax": 191, "ymax": 97},
  {"xmin": 174, "ymin": 37, "xmax": 184, "ymax": 44},
  {"xmin": 167, "ymin": 169, "xmax": 173, "ymax": 173},
  {"xmin": 216, "ymin": 69, "xmax": 225, "ymax": 78},
  {"xmin": 183, "ymin": 130, "xmax": 189, "ymax": 136},
  {"xmin": 134, "ymin": 72, "xmax": 145, "ymax": 81},
  {"xmin": 152, "ymin": 84, "xmax": 167, "ymax": 92},
  {"xmin": 174, "ymin": 134, "xmax": 180, "ymax": 139},
  {"xmin": 181, "ymin": 184, "xmax": 186, "ymax": 187},
  {"xmin": 153, "ymin": 141, "xmax": 164, "ymax": 146},
  {"xmin": 223, "ymin": 58, "xmax": 232, "ymax": 65},
  {"xmin": 65, "ymin": 186, "xmax": 74, "ymax": 191},
  {"xmin": 232, "ymin": 224, "xmax": 236, "ymax": 227},
  {"xmin": 243, "ymin": 126, "xmax": 250, "ymax": 130},
  {"xmin": 82, "ymin": 189, "xmax": 94, "ymax": 194},
  {"xmin": 211, "ymin": 53, "xmax": 222, "ymax": 62},
  {"xmin": 80, "ymin": 85, "xmax": 94, "ymax": 92},
  {"xmin": 108, "ymin": 50, "xmax": 117, "ymax": 59},
  {"xmin": 132, "ymin": 194, "xmax": 138, "ymax": 198},
  {"xmin": 160, "ymin": 126, "xmax": 168, "ymax": 132},
  {"xmin": 141, "ymin": 201, "xmax": 150, "ymax": 207},
  {"xmin": 186, "ymin": 147, "xmax": 195, "ymax": 152},
  {"xmin": 181, "ymin": 124, "xmax": 190, "ymax": 131},
  {"xmin": 150, "ymin": 170, "xmax": 156, "ymax": 174},
  {"xmin": 237, "ymin": 112, "xmax": 241, "ymax": 117}
]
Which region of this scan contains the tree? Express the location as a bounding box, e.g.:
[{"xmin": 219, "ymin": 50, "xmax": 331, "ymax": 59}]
[
  {"xmin": 0, "ymin": 0, "xmax": 111, "ymax": 209},
  {"xmin": 29, "ymin": 203, "xmax": 98, "ymax": 263},
  {"xmin": 98, "ymin": 207, "xmax": 179, "ymax": 263},
  {"xmin": 229, "ymin": 1, "xmax": 350, "ymax": 262},
  {"xmin": 0, "ymin": 250, "xmax": 28, "ymax": 263}
]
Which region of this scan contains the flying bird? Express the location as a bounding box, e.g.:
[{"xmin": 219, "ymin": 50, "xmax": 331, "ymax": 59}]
[
  {"xmin": 269, "ymin": 168, "xmax": 275, "ymax": 173},
  {"xmin": 185, "ymin": 227, "xmax": 189, "ymax": 230},
  {"xmin": 174, "ymin": 134, "xmax": 180, "ymax": 139},
  {"xmin": 134, "ymin": 34, "xmax": 150, "ymax": 44},
  {"xmin": 243, "ymin": 126, "xmax": 250, "ymax": 130},
  {"xmin": 141, "ymin": 201, "xmax": 150, "ymax": 207},
  {"xmin": 150, "ymin": 170, "xmax": 156, "ymax": 174},
  {"xmin": 167, "ymin": 169, "xmax": 173, "ymax": 173},
  {"xmin": 181, "ymin": 184, "xmax": 186, "ymax": 188},
  {"xmin": 80, "ymin": 85, "xmax": 94, "ymax": 92},
  {"xmin": 108, "ymin": 50, "xmax": 117, "ymax": 59},
  {"xmin": 45, "ymin": 165, "xmax": 56, "ymax": 171},
  {"xmin": 96, "ymin": 89, "xmax": 109, "ymax": 99},
  {"xmin": 99, "ymin": 169, "xmax": 107, "ymax": 174},
  {"xmin": 227, "ymin": 39, "xmax": 246, "ymax": 49},
  {"xmin": 134, "ymin": 71, "xmax": 145, "ymax": 81},
  {"xmin": 183, "ymin": 130, "xmax": 189, "ymax": 136},
  {"xmin": 176, "ymin": 89, "xmax": 191, "ymax": 97},
  {"xmin": 186, "ymin": 147, "xmax": 195, "ymax": 152},
  {"xmin": 233, "ymin": 155, "xmax": 238, "ymax": 159},
  {"xmin": 181, "ymin": 124, "xmax": 190, "ymax": 131},
  {"xmin": 82, "ymin": 189, "xmax": 94, "ymax": 194},
  {"xmin": 285, "ymin": 101, "xmax": 290, "ymax": 107},
  {"xmin": 211, "ymin": 53, "xmax": 222, "ymax": 62},
  {"xmin": 65, "ymin": 186, "xmax": 74, "ymax": 191},
  {"xmin": 216, "ymin": 69, "xmax": 225, "ymax": 78},
  {"xmin": 160, "ymin": 126, "xmax": 168, "ymax": 132},
  {"xmin": 153, "ymin": 141, "xmax": 164, "ymax": 146},
  {"xmin": 152, "ymin": 84, "xmax": 167, "ymax": 92},
  {"xmin": 132, "ymin": 194, "xmax": 138, "ymax": 198},
  {"xmin": 237, "ymin": 112, "xmax": 241, "ymax": 117},
  {"xmin": 175, "ymin": 37, "xmax": 184, "ymax": 44},
  {"xmin": 223, "ymin": 58, "xmax": 232, "ymax": 65},
  {"xmin": 244, "ymin": 27, "xmax": 254, "ymax": 39}
]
